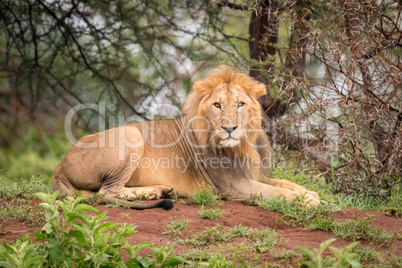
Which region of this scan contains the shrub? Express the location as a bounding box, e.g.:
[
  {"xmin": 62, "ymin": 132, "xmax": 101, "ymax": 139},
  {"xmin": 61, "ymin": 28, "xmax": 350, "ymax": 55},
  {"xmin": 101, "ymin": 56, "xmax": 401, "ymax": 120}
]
[
  {"xmin": 297, "ymin": 238, "xmax": 361, "ymax": 268},
  {"xmin": 0, "ymin": 191, "xmax": 188, "ymax": 267}
]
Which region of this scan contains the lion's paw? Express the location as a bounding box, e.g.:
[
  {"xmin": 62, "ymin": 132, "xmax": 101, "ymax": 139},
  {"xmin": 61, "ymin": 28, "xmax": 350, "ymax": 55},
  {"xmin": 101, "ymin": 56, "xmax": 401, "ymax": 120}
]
[
  {"xmin": 152, "ymin": 185, "xmax": 174, "ymax": 199},
  {"xmin": 303, "ymin": 191, "xmax": 320, "ymax": 207}
]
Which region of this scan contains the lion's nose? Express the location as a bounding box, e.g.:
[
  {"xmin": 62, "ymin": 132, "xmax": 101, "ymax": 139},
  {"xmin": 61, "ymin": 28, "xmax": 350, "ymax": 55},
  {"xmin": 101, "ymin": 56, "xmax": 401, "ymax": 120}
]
[{"xmin": 222, "ymin": 126, "xmax": 238, "ymax": 134}]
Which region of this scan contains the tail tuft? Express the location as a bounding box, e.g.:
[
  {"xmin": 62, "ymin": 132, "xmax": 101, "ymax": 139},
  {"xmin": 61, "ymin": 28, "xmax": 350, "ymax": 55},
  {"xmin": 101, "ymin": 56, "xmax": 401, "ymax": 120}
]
[{"xmin": 156, "ymin": 199, "xmax": 174, "ymax": 210}]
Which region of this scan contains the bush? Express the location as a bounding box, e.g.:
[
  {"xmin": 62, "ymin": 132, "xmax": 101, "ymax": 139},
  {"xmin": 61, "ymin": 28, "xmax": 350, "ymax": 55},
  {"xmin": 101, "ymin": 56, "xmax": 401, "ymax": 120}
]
[{"xmin": 0, "ymin": 191, "xmax": 188, "ymax": 267}]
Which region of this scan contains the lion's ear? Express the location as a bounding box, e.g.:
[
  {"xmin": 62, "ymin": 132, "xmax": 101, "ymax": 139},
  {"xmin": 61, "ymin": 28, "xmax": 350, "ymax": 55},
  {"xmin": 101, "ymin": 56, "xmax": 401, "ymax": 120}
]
[
  {"xmin": 253, "ymin": 83, "xmax": 267, "ymax": 99},
  {"xmin": 193, "ymin": 80, "xmax": 211, "ymax": 96}
]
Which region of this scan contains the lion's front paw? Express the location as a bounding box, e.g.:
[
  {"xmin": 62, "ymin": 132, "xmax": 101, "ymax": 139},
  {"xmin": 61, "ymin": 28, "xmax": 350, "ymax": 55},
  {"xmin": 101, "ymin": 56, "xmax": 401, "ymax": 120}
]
[
  {"xmin": 153, "ymin": 185, "xmax": 174, "ymax": 199},
  {"xmin": 303, "ymin": 191, "xmax": 320, "ymax": 207}
]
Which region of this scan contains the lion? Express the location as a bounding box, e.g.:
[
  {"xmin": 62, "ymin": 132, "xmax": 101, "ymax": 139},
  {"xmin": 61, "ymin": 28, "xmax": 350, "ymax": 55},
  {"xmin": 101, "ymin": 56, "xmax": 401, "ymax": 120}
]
[{"xmin": 53, "ymin": 66, "xmax": 320, "ymax": 209}]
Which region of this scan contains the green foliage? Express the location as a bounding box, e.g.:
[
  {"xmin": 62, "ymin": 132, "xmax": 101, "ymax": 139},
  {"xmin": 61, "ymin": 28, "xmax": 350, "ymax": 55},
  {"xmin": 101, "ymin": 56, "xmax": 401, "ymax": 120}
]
[
  {"xmin": 354, "ymin": 246, "xmax": 377, "ymax": 262},
  {"xmin": 273, "ymin": 250, "xmax": 300, "ymax": 259},
  {"xmin": 254, "ymin": 194, "xmax": 337, "ymax": 227},
  {"xmin": 310, "ymin": 216, "xmax": 334, "ymax": 232},
  {"xmin": 163, "ymin": 217, "xmax": 190, "ymax": 239},
  {"xmin": 229, "ymin": 224, "xmax": 253, "ymax": 237},
  {"xmin": 250, "ymin": 228, "xmax": 283, "ymax": 253},
  {"xmin": 331, "ymin": 216, "xmax": 395, "ymax": 246},
  {"xmin": 0, "ymin": 191, "xmax": 188, "ymax": 267},
  {"xmin": 297, "ymin": 238, "xmax": 361, "ymax": 268},
  {"xmin": 0, "ymin": 131, "xmax": 70, "ymax": 181},
  {"xmin": 179, "ymin": 225, "xmax": 231, "ymax": 247},
  {"xmin": 267, "ymin": 168, "xmax": 402, "ymax": 213},
  {"xmin": 0, "ymin": 199, "xmax": 46, "ymax": 227},
  {"xmin": 384, "ymin": 188, "xmax": 402, "ymax": 218},
  {"xmin": 198, "ymin": 206, "xmax": 224, "ymax": 219},
  {"xmin": 188, "ymin": 185, "xmax": 220, "ymax": 206},
  {"xmin": 0, "ymin": 238, "xmax": 43, "ymax": 268},
  {"xmin": 257, "ymin": 194, "xmax": 399, "ymax": 246},
  {"xmin": 0, "ymin": 175, "xmax": 52, "ymax": 199}
]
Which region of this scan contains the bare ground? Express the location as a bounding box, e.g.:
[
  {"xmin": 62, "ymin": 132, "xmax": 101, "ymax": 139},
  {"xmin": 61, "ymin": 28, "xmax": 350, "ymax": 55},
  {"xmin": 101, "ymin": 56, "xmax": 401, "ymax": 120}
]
[{"xmin": 1, "ymin": 199, "xmax": 401, "ymax": 266}]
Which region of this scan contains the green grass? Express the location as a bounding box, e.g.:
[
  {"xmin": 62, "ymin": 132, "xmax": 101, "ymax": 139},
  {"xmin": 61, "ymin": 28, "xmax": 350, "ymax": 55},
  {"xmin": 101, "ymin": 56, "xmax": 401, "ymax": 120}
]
[
  {"xmin": 354, "ymin": 246, "xmax": 377, "ymax": 262},
  {"xmin": 188, "ymin": 185, "xmax": 220, "ymax": 206},
  {"xmin": 250, "ymin": 228, "xmax": 283, "ymax": 253},
  {"xmin": 177, "ymin": 224, "xmax": 284, "ymax": 255},
  {"xmin": 0, "ymin": 175, "xmax": 52, "ymax": 227},
  {"xmin": 0, "ymin": 199, "xmax": 46, "ymax": 226},
  {"xmin": 178, "ymin": 225, "xmax": 231, "ymax": 247},
  {"xmin": 163, "ymin": 217, "xmax": 190, "ymax": 239},
  {"xmin": 254, "ymin": 194, "xmax": 338, "ymax": 227},
  {"xmin": 0, "ymin": 175, "xmax": 52, "ymax": 199},
  {"xmin": 267, "ymin": 166, "xmax": 402, "ymax": 213},
  {"xmin": 331, "ymin": 216, "xmax": 397, "ymax": 246},
  {"xmin": 230, "ymin": 224, "xmax": 253, "ymax": 237},
  {"xmin": 256, "ymin": 195, "xmax": 400, "ymax": 246},
  {"xmin": 198, "ymin": 206, "xmax": 224, "ymax": 219},
  {"xmin": 0, "ymin": 130, "xmax": 70, "ymax": 181},
  {"xmin": 273, "ymin": 250, "xmax": 299, "ymax": 259}
]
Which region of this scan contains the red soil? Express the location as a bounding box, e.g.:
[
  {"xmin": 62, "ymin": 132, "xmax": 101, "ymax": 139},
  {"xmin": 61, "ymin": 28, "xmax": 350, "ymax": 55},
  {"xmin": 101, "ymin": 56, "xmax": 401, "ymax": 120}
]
[{"xmin": 1, "ymin": 199, "xmax": 401, "ymax": 265}]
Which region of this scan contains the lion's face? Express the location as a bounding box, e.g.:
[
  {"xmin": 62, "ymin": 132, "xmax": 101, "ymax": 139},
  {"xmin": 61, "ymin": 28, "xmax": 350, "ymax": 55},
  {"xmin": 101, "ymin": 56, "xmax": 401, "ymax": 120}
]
[
  {"xmin": 183, "ymin": 66, "xmax": 267, "ymax": 149},
  {"xmin": 204, "ymin": 83, "xmax": 258, "ymax": 148}
]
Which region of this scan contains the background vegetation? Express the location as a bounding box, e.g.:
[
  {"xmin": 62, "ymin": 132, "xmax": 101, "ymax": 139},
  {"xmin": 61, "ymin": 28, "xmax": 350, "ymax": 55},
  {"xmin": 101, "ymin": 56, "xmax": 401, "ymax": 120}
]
[{"xmin": 0, "ymin": 1, "xmax": 401, "ymax": 196}]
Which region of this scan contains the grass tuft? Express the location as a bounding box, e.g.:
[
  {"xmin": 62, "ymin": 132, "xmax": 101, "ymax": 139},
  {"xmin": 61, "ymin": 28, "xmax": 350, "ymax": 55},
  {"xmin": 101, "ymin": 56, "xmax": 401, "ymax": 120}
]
[
  {"xmin": 163, "ymin": 217, "xmax": 190, "ymax": 239},
  {"xmin": 178, "ymin": 225, "xmax": 231, "ymax": 247},
  {"xmin": 250, "ymin": 228, "xmax": 283, "ymax": 253},
  {"xmin": 188, "ymin": 185, "xmax": 220, "ymax": 206},
  {"xmin": 230, "ymin": 224, "xmax": 253, "ymax": 237},
  {"xmin": 273, "ymin": 250, "xmax": 299, "ymax": 259},
  {"xmin": 198, "ymin": 206, "xmax": 224, "ymax": 219},
  {"xmin": 354, "ymin": 246, "xmax": 377, "ymax": 261}
]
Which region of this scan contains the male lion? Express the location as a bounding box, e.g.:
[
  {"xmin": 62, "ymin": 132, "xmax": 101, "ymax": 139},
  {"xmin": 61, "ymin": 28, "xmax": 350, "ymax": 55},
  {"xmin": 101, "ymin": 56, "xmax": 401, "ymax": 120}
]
[{"xmin": 53, "ymin": 66, "xmax": 320, "ymax": 209}]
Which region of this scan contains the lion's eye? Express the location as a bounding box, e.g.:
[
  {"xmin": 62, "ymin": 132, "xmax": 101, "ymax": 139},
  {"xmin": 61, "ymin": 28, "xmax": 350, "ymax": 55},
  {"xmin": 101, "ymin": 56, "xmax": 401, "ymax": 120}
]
[
  {"xmin": 213, "ymin": 102, "xmax": 221, "ymax": 109},
  {"xmin": 238, "ymin": 101, "xmax": 245, "ymax": 108}
]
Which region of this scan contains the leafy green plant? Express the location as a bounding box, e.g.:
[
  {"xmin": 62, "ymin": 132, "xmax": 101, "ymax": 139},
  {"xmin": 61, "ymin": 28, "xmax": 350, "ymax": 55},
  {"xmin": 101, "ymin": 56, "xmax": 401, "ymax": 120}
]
[
  {"xmin": 230, "ymin": 224, "xmax": 253, "ymax": 237},
  {"xmin": 178, "ymin": 225, "xmax": 230, "ymax": 247},
  {"xmin": 198, "ymin": 206, "xmax": 224, "ymax": 219},
  {"xmin": 296, "ymin": 238, "xmax": 361, "ymax": 268},
  {"xmin": 188, "ymin": 185, "xmax": 220, "ymax": 206},
  {"xmin": 273, "ymin": 250, "xmax": 299, "ymax": 259},
  {"xmin": 0, "ymin": 237, "xmax": 43, "ymax": 267},
  {"xmin": 310, "ymin": 215, "xmax": 334, "ymax": 232},
  {"xmin": 0, "ymin": 199, "xmax": 46, "ymax": 226},
  {"xmin": 0, "ymin": 191, "xmax": 188, "ymax": 267},
  {"xmin": 384, "ymin": 190, "xmax": 402, "ymax": 218},
  {"xmin": 179, "ymin": 248, "xmax": 212, "ymax": 262},
  {"xmin": 250, "ymin": 228, "xmax": 283, "ymax": 253},
  {"xmin": 163, "ymin": 217, "xmax": 190, "ymax": 239},
  {"xmin": 0, "ymin": 175, "xmax": 52, "ymax": 199},
  {"xmin": 192, "ymin": 243, "xmax": 262, "ymax": 267},
  {"xmin": 254, "ymin": 195, "xmax": 337, "ymax": 227},
  {"xmin": 331, "ymin": 216, "xmax": 395, "ymax": 245},
  {"xmin": 256, "ymin": 194, "xmax": 399, "ymax": 246},
  {"xmin": 354, "ymin": 246, "xmax": 377, "ymax": 261}
]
